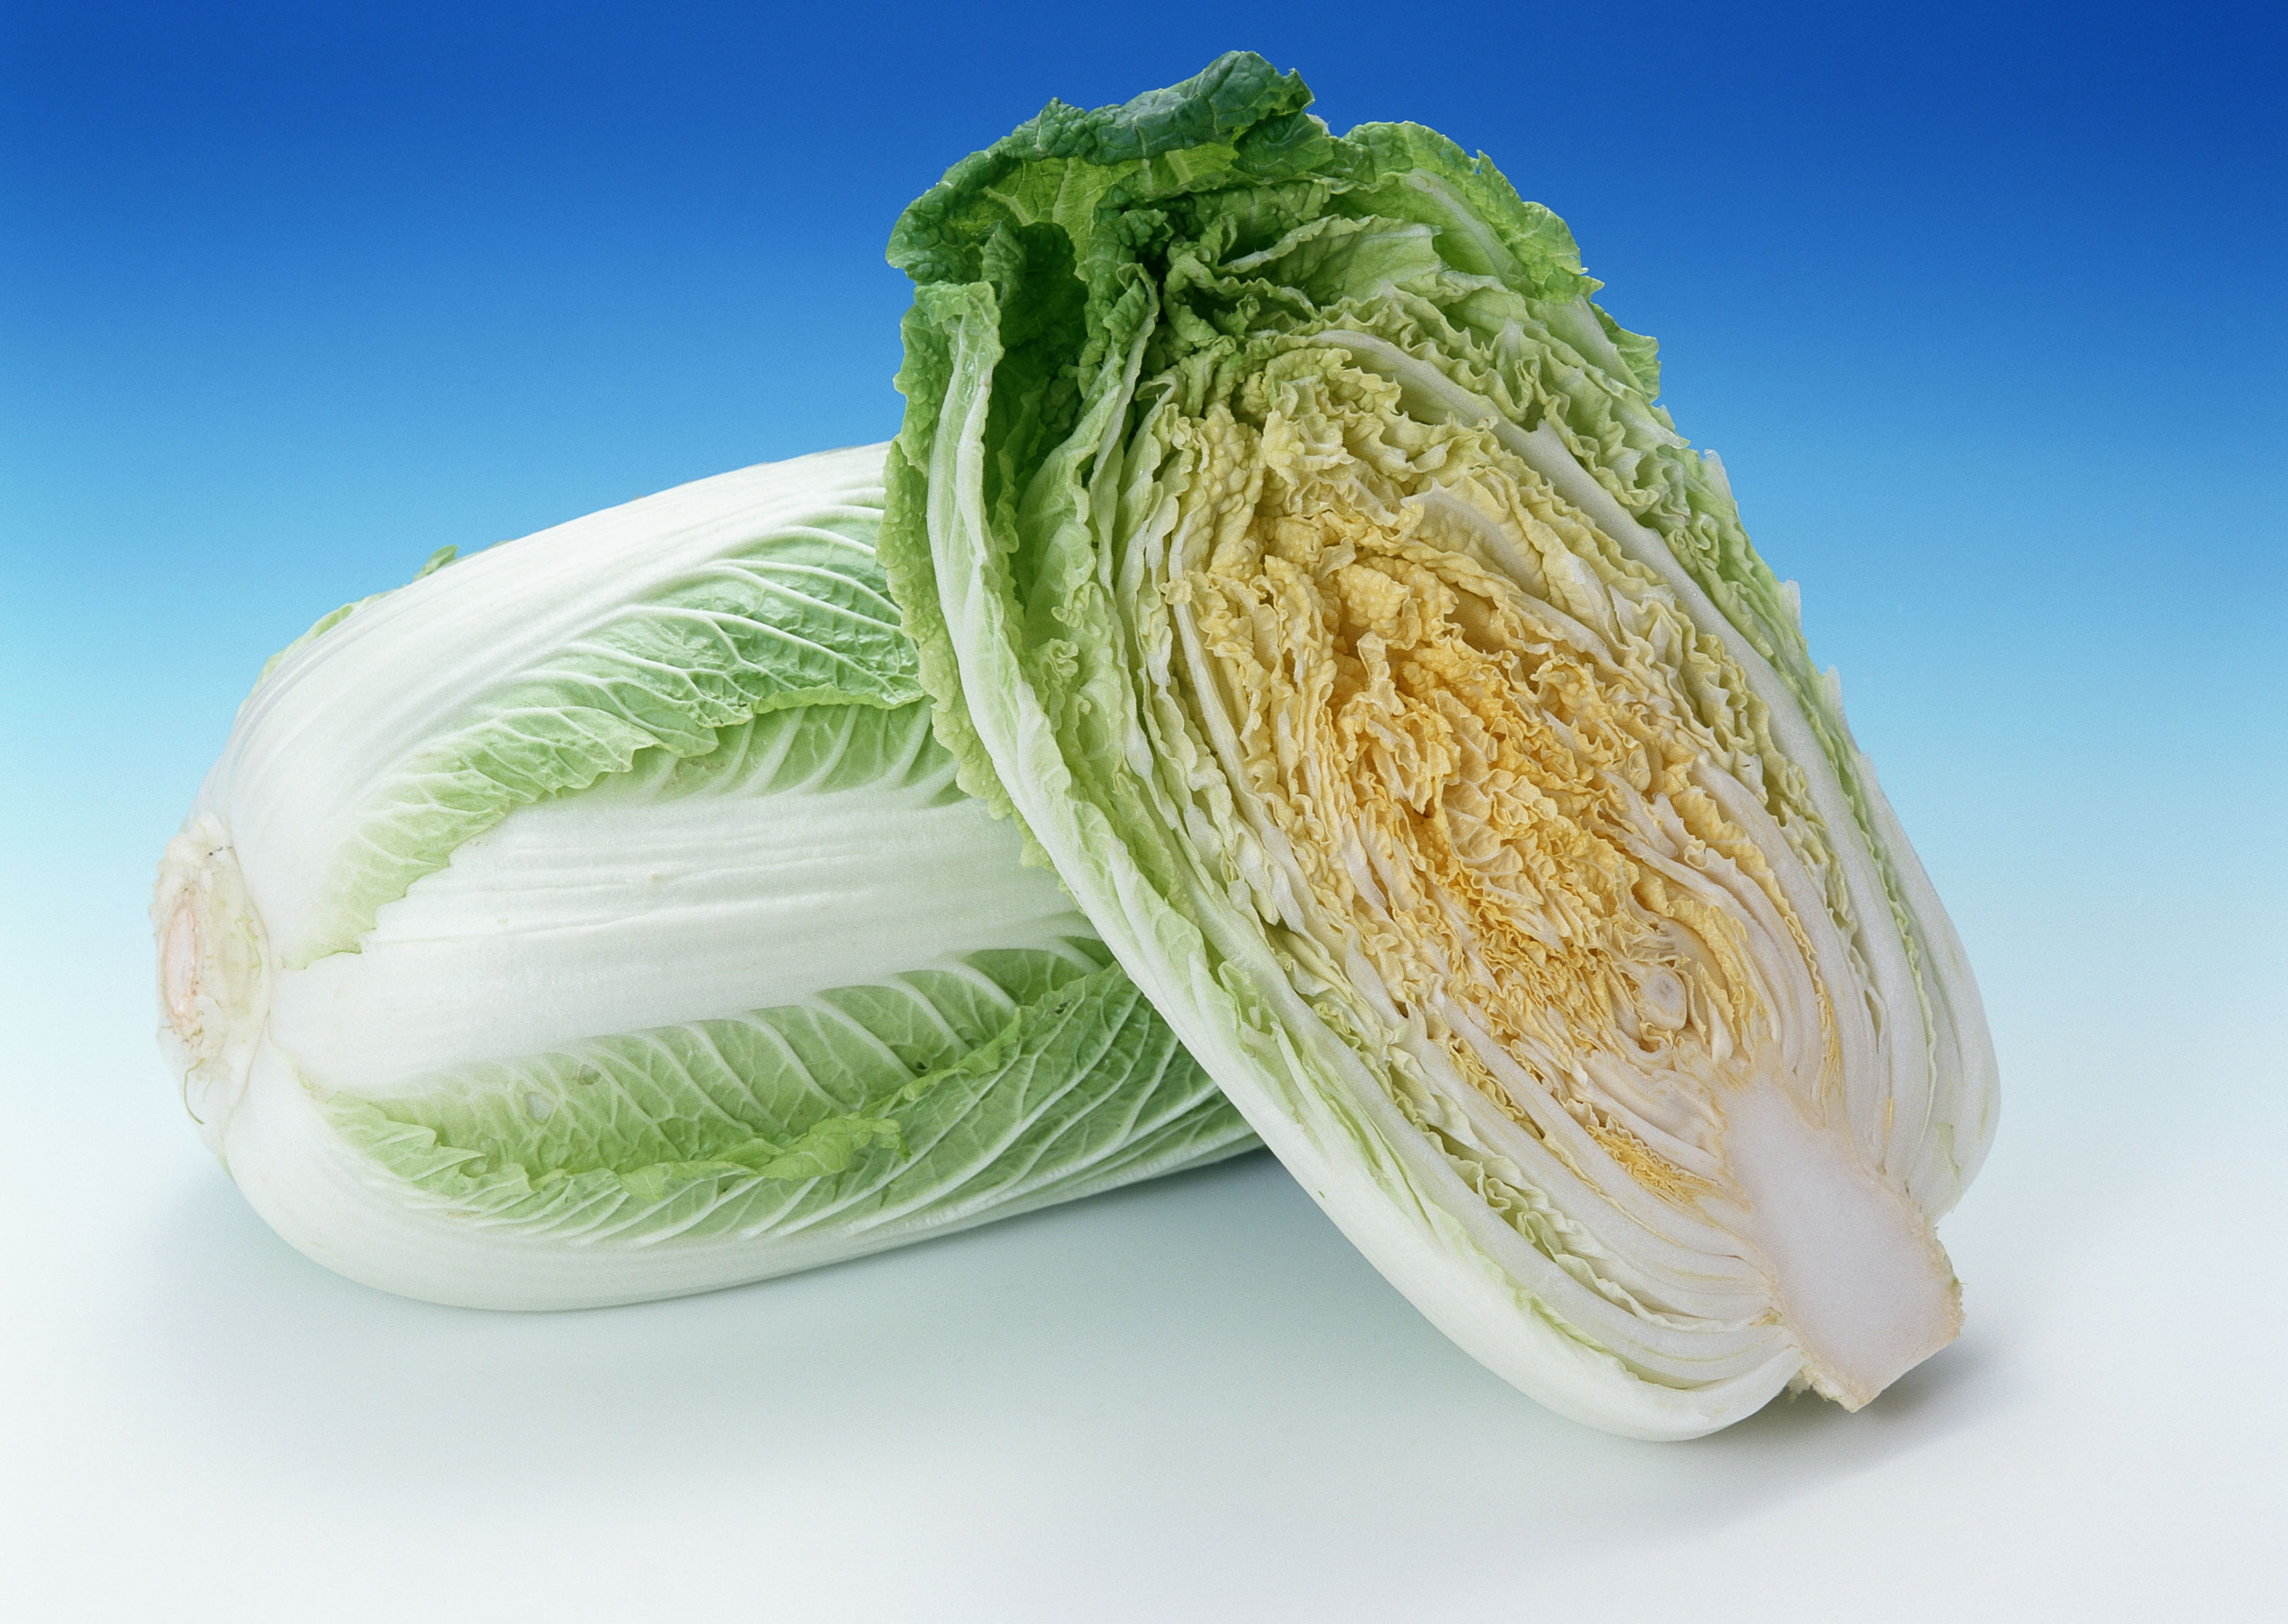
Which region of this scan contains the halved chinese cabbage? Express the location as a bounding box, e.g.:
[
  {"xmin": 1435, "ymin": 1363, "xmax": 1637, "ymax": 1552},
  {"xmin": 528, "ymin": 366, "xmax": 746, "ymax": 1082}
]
[
  {"xmin": 154, "ymin": 445, "xmax": 1254, "ymax": 1309},
  {"xmin": 886, "ymin": 56, "xmax": 1996, "ymax": 1437}
]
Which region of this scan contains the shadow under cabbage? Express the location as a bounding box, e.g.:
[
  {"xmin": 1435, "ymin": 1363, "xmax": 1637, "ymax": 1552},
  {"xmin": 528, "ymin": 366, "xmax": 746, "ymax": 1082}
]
[{"xmin": 140, "ymin": 1146, "xmax": 2024, "ymax": 1544}]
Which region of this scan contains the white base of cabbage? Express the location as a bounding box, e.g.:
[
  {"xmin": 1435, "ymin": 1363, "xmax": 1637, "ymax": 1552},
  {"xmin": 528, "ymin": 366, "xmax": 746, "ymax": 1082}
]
[
  {"xmin": 1249, "ymin": 1056, "xmax": 1955, "ymax": 1439},
  {"xmin": 1723, "ymin": 1083, "xmax": 1961, "ymax": 1409}
]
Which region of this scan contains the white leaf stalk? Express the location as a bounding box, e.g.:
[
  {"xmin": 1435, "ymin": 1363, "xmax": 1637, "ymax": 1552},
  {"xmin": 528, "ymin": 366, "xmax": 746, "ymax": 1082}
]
[{"xmin": 154, "ymin": 445, "xmax": 1255, "ymax": 1309}]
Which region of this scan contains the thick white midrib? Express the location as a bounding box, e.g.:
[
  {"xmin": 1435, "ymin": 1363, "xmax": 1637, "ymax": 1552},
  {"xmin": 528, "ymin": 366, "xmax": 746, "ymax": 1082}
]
[
  {"xmin": 233, "ymin": 455, "xmax": 885, "ymax": 785},
  {"xmin": 1691, "ymin": 761, "xmax": 1894, "ymax": 1139},
  {"xmin": 1542, "ymin": 295, "xmax": 1644, "ymax": 389},
  {"xmin": 264, "ymin": 769, "xmax": 1090, "ymax": 1097},
  {"xmin": 240, "ymin": 510, "xmax": 877, "ymax": 838},
  {"xmin": 1859, "ymin": 766, "xmax": 2002, "ymax": 1211},
  {"xmin": 1308, "ymin": 330, "xmax": 1943, "ymax": 1183},
  {"xmin": 222, "ymin": 449, "xmax": 892, "ymax": 966}
]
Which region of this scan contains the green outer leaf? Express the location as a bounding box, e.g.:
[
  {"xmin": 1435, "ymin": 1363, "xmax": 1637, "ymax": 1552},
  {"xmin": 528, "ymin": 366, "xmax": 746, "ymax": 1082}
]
[
  {"xmin": 887, "ymin": 52, "xmax": 1315, "ymax": 291},
  {"xmin": 253, "ymin": 548, "xmax": 461, "ymax": 691},
  {"xmin": 594, "ymin": 691, "xmax": 967, "ymax": 807},
  {"xmin": 299, "ymin": 513, "xmax": 920, "ymax": 965},
  {"xmin": 325, "ymin": 952, "xmax": 1253, "ymax": 1246},
  {"xmin": 254, "ymin": 593, "xmax": 390, "ymax": 690},
  {"xmin": 887, "ymin": 313, "xmax": 1020, "ymax": 826}
]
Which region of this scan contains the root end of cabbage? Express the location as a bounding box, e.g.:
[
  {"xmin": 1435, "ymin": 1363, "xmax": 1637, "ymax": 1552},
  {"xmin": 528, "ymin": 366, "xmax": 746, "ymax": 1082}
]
[
  {"xmin": 151, "ymin": 814, "xmax": 270, "ymax": 1154},
  {"xmin": 1723, "ymin": 1081, "xmax": 1961, "ymax": 1408}
]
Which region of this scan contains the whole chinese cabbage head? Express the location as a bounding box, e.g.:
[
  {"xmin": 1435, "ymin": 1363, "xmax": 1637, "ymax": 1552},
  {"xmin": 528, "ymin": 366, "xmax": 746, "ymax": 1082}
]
[
  {"xmin": 886, "ymin": 54, "xmax": 1997, "ymax": 1438},
  {"xmin": 154, "ymin": 446, "xmax": 1254, "ymax": 1309}
]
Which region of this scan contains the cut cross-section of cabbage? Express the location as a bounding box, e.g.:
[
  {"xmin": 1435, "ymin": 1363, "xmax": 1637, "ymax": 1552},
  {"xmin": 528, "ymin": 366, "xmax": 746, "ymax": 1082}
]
[
  {"xmin": 153, "ymin": 444, "xmax": 1255, "ymax": 1309},
  {"xmin": 886, "ymin": 55, "xmax": 1997, "ymax": 1437}
]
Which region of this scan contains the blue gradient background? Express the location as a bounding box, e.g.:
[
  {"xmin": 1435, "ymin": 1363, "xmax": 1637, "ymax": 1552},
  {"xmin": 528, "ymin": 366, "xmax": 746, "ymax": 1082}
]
[{"xmin": 3, "ymin": 4, "xmax": 2282, "ymax": 1619}]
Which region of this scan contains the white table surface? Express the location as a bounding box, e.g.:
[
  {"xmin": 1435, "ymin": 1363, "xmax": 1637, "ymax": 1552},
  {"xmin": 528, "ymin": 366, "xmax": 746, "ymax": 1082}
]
[{"xmin": 6, "ymin": 932, "xmax": 2280, "ymax": 1622}]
